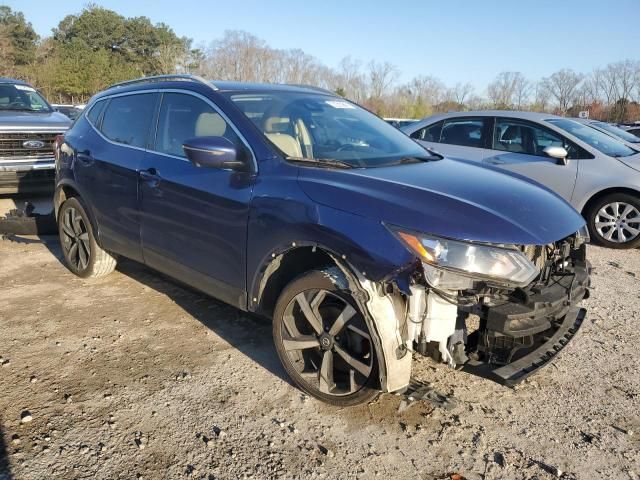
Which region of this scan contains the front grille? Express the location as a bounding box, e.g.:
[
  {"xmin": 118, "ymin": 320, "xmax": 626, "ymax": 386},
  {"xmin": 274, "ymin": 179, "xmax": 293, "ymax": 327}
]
[{"xmin": 0, "ymin": 132, "xmax": 60, "ymax": 159}]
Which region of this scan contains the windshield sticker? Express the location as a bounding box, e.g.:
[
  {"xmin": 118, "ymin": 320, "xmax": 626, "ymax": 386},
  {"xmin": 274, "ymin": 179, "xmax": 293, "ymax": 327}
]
[
  {"xmin": 326, "ymin": 100, "xmax": 355, "ymax": 109},
  {"xmin": 14, "ymin": 85, "xmax": 36, "ymax": 92}
]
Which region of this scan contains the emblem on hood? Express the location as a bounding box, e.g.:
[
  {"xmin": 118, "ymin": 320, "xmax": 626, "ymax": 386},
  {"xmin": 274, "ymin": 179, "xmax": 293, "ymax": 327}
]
[{"xmin": 22, "ymin": 140, "xmax": 46, "ymax": 149}]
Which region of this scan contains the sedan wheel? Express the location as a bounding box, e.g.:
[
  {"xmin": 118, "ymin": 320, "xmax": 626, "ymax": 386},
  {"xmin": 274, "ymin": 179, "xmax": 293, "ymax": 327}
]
[
  {"xmin": 587, "ymin": 193, "xmax": 640, "ymax": 249},
  {"xmin": 273, "ymin": 271, "xmax": 379, "ymax": 405},
  {"xmin": 594, "ymin": 202, "xmax": 640, "ymax": 244}
]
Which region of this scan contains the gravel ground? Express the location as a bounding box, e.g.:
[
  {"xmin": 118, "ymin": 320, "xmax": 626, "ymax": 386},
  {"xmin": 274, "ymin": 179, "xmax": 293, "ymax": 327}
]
[{"xmin": 0, "ymin": 235, "xmax": 638, "ymax": 480}]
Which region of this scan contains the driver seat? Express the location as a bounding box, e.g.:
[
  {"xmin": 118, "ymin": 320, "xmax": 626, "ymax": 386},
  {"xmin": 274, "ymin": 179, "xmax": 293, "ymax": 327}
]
[{"xmin": 264, "ymin": 116, "xmax": 303, "ymax": 158}]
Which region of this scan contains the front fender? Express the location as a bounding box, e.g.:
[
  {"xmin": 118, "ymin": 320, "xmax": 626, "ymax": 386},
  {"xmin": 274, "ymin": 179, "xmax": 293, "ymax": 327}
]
[{"xmin": 246, "ymin": 192, "xmax": 415, "ymax": 393}]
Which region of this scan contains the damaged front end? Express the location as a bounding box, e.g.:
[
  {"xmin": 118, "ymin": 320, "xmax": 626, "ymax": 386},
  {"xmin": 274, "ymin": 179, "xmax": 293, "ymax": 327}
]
[{"xmin": 378, "ymin": 225, "xmax": 590, "ymax": 388}]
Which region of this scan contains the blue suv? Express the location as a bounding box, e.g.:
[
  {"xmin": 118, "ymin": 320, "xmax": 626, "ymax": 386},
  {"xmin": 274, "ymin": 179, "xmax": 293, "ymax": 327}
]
[{"xmin": 55, "ymin": 75, "xmax": 590, "ymax": 405}]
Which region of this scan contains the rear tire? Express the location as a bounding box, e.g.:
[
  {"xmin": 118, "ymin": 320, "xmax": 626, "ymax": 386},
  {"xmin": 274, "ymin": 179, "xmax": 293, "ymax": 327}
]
[
  {"xmin": 58, "ymin": 197, "xmax": 117, "ymax": 278},
  {"xmin": 585, "ymin": 193, "xmax": 640, "ymax": 249},
  {"xmin": 273, "ymin": 270, "xmax": 379, "ymax": 406}
]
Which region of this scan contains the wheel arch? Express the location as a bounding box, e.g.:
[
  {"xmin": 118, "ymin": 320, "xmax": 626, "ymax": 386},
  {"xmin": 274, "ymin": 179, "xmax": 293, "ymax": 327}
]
[
  {"xmin": 252, "ymin": 242, "xmax": 413, "ymax": 394},
  {"xmin": 54, "ymin": 181, "xmax": 102, "ymax": 246},
  {"xmin": 580, "ymin": 186, "xmax": 640, "ymax": 216}
]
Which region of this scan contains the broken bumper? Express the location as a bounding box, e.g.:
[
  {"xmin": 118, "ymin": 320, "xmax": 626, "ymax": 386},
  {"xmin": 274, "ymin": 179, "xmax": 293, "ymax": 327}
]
[{"xmin": 463, "ymin": 262, "xmax": 590, "ymax": 386}]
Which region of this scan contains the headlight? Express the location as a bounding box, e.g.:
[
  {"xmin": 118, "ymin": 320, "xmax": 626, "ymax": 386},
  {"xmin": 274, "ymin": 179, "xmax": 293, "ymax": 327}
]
[{"xmin": 388, "ymin": 226, "xmax": 540, "ymax": 289}]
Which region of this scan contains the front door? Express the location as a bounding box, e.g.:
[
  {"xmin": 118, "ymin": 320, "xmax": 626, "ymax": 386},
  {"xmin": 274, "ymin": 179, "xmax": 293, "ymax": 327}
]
[
  {"xmin": 139, "ymin": 91, "xmax": 255, "ymax": 308},
  {"xmin": 482, "ymin": 117, "xmax": 579, "ymax": 202}
]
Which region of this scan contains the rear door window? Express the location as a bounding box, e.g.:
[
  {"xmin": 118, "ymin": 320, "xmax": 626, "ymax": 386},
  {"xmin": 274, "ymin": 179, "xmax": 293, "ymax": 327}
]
[
  {"xmin": 440, "ymin": 118, "xmax": 486, "ymax": 148},
  {"xmin": 100, "ymin": 94, "xmax": 158, "ymax": 148}
]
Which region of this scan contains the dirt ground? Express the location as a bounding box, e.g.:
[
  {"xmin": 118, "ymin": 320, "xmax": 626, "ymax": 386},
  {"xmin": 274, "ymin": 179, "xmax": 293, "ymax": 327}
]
[{"xmin": 0, "ymin": 235, "xmax": 638, "ymax": 480}]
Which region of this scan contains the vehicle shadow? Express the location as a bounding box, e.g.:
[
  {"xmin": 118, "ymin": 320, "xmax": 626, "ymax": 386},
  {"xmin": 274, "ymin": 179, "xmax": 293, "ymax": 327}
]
[
  {"xmin": 26, "ymin": 234, "xmax": 293, "ymax": 388},
  {"xmin": 0, "ymin": 419, "xmax": 12, "ymax": 480}
]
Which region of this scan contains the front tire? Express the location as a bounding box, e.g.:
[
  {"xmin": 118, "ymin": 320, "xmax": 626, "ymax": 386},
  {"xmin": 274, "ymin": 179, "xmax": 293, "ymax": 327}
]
[
  {"xmin": 585, "ymin": 193, "xmax": 640, "ymax": 249},
  {"xmin": 273, "ymin": 270, "xmax": 379, "ymax": 406},
  {"xmin": 58, "ymin": 197, "xmax": 117, "ymax": 278}
]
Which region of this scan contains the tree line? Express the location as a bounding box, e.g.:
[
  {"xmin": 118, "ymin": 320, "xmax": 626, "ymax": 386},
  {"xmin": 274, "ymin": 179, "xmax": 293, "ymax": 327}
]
[{"xmin": 1, "ymin": 5, "xmax": 639, "ymax": 122}]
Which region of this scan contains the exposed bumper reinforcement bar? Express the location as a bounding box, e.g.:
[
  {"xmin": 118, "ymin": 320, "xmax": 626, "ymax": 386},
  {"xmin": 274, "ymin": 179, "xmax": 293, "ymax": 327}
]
[{"xmin": 462, "ymin": 306, "xmax": 586, "ymax": 386}]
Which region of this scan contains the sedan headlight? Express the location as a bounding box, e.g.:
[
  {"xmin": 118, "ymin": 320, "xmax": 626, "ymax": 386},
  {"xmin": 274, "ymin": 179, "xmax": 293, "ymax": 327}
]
[{"xmin": 388, "ymin": 226, "xmax": 540, "ymax": 289}]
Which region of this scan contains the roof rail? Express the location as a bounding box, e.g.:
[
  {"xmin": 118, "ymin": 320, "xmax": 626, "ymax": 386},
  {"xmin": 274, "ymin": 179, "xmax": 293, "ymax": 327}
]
[{"xmin": 107, "ymin": 74, "xmax": 217, "ymax": 90}]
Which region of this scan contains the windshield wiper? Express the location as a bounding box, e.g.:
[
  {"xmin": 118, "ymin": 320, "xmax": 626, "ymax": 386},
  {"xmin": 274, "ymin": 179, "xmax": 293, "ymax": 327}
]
[
  {"xmin": 2, "ymin": 107, "xmax": 42, "ymax": 112},
  {"xmin": 285, "ymin": 157, "xmax": 354, "ymax": 169},
  {"xmin": 397, "ymin": 155, "xmax": 442, "ymax": 164}
]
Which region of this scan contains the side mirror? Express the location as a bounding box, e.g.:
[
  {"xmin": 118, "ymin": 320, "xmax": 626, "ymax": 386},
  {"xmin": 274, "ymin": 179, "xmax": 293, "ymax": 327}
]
[
  {"xmin": 543, "ymin": 146, "xmax": 569, "ymax": 166},
  {"xmin": 182, "ymin": 136, "xmax": 246, "ymax": 170}
]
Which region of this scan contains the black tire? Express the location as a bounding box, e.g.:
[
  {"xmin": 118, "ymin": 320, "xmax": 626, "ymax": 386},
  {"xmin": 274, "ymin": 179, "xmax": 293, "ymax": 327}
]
[
  {"xmin": 585, "ymin": 193, "xmax": 640, "ymax": 249},
  {"xmin": 58, "ymin": 197, "xmax": 117, "ymax": 278},
  {"xmin": 273, "ymin": 270, "xmax": 379, "ymax": 406}
]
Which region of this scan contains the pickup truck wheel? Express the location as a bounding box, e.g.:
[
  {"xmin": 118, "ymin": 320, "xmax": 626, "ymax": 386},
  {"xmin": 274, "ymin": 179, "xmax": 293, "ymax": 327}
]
[
  {"xmin": 273, "ymin": 270, "xmax": 379, "ymax": 406},
  {"xmin": 58, "ymin": 197, "xmax": 117, "ymax": 278},
  {"xmin": 586, "ymin": 193, "xmax": 640, "ymax": 249}
]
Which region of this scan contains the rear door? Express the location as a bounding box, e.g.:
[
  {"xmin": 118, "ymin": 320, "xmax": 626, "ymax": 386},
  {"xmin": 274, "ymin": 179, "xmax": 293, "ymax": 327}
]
[
  {"xmin": 138, "ymin": 91, "xmax": 256, "ymax": 308},
  {"xmin": 75, "ymin": 92, "xmax": 159, "ymax": 261},
  {"xmin": 410, "ymin": 117, "xmax": 489, "ymax": 162},
  {"xmin": 482, "ymin": 117, "xmax": 579, "ymax": 202}
]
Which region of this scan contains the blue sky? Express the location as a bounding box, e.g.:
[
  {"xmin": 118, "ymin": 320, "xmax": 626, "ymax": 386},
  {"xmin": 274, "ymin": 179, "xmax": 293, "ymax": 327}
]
[{"xmin": 6, "ymin": 0, "xmax": 639, "ymax": 90}]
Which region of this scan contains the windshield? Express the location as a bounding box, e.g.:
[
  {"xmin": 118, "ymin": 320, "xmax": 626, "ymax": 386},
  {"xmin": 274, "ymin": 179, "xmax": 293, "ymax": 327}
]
[
  {"xmin": 0, "ymin": 84, "xmax": 52, "ymax": 112},
  {"xmin": 224, "ymin": 91, "xmax": 434, "ymax": 168},
  {"xmin": 592, "ymin": 121, "xmax": 640, "ymax": 144},
  {"xmin": 547, "ymin": 118, "xmax": 637, "ymax": 158}
]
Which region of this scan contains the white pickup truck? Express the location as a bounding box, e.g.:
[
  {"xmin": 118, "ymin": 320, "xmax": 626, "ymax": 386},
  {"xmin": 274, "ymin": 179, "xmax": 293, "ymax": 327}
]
[{"xmin": 0, "ymin": 77, "xmax": 71, "ymax": 231}]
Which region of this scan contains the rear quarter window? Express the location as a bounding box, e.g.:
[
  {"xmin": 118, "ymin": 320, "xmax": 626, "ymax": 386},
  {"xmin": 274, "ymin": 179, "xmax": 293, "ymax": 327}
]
[
  {"xmin": 410, "ymin": 121, "xmax": 443, "ymax": 142},
  {"xmin": 86, "ymin": 100, "xmax": 107, "ymax": 127}
]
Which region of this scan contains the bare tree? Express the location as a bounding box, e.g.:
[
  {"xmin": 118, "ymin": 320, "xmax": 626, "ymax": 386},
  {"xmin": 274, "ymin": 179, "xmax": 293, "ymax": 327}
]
[
  {"xmin": 449, "ymin": 82, "xmax": 474, "ymax": 105},
  {"xmin": 199, "ymin": 30, "xmax": 272, "ymax": 82},
  {"xmin": 540, "ymin": 69, "xmax": 583, "ymax": 114},
  {"xmin": 487, "ymin": 71, "xmax": 527, "ymax": 109},
  {"xmin": 367, "ymin": 60, "xmax": 398, "ymax": 99}
]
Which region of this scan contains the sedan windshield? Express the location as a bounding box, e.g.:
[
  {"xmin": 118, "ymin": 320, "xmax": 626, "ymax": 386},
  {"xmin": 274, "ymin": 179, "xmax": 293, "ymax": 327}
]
[
  {"xmin": 0, "ymin": 84, "xmax": 52, "ymax": 112},
  {"xmin": 224, "ymin": 91, "xmax": 436, "ymax": 168},
  {"xmin": 592, "ymin": 121, "xmax": 640, "ymax": 144},
  {"xmin": 547, "ymin": 118, "xmax": 637, "ymax": 158}
]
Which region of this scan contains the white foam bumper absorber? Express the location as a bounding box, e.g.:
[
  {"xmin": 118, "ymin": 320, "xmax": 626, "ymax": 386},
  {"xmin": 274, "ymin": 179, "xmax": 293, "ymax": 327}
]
[
  {"xmin": 421, "ymin": 292, "xmax": 457, "ymax": 366},
  {"xmin": 407, "ymin": 285, "xmax": 426, "ymax": 346}
]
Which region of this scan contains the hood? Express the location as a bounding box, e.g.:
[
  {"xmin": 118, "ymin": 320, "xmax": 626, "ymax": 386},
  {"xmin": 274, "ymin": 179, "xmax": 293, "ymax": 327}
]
[
  {"xmin": 617, "ymin": 151, "xmax": 640, "ymax": 172},
  {"xmin": 0, "ymin": 110, "xmax": 72, "ymax": 131},
  {"xmin": 298, "ymin": 158, "xmax": 586, "ymax": 246}
]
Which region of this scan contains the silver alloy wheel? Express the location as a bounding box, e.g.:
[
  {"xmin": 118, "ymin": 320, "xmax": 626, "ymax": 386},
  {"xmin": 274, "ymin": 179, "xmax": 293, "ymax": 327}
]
[
  {"xmin": 280, "ymin": 289, "xmax": 374, "ymax": 396},
  {"xmin": 60, "ymin": 207, "xmax": 91, "ymax": 270},
  {"xmin": 595, "ymin": 201, "xmax": 640, "ymax": 243}
]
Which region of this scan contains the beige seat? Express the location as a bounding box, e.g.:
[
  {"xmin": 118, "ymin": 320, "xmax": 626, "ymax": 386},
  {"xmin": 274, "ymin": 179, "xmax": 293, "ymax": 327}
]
[
  {"xmin": 195, "ymin": 112, "xmax": 227, "ymax": 137},
  {"xmin": 266, "ymin": 133, "xmax": 303, "ymax": 158},
  {"xmin": 263, "ymin": 115, "xmax": 304, "ymax": 158}
]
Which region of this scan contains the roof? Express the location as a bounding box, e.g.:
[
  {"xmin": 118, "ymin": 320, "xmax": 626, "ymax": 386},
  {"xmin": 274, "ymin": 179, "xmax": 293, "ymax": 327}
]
[
  {"xmin": 0, "ymin": 77, "xmax": 31, "ymax": 86},
  {"xmin": 423, "ymin": 110, "xmax": 564, "ymax": 122},
  {"xmin": 102, "ymin": 74, "xmax": 335, "ymax": 96},
  {"xmin": 212, "ymin": 81, "xmax": 334, "ymax": 95}
]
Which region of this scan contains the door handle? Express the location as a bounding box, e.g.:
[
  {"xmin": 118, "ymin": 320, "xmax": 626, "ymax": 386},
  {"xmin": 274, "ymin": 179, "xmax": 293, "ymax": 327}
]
[
  {"xmin": 76, "ymin": 150, "xmax": 93, "ymax": 165},
  {"xmin": 139, "ymin": 168, "xmax": 161, "ymax": 186}
]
